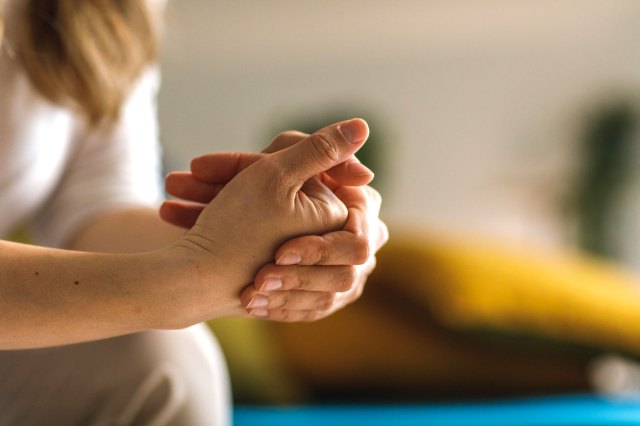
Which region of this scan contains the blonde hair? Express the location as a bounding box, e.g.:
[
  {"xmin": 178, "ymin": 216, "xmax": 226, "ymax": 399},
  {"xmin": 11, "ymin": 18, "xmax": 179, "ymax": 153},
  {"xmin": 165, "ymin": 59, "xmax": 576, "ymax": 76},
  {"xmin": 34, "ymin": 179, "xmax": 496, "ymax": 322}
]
[{"xmin": 13, "ymin": 0, "xmax": 158, "ymax": 125}]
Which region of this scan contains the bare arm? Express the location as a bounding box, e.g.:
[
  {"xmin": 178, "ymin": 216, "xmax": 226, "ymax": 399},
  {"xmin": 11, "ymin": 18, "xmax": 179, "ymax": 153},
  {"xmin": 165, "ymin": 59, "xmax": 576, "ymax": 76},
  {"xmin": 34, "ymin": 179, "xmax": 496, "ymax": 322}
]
[
  {"xmin": 0, "ymin": 209, "xmax": 189, "ymax": 349},
  {"xmin": 0, "ymin": 239, "xmax": 189, "ymax": 349},
  {"xmin": 68, "ymin": 207, "xmax": 185, "ymax": 254}
]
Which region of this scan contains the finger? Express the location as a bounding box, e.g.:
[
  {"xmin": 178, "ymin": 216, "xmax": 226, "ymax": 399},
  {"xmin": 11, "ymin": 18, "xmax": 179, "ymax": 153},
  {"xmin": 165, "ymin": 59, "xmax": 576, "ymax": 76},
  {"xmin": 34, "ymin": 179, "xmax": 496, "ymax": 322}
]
[
  {"xmin": 253, "ymin": 263, "xmax": 357, "ymax": 293},
  {"xmin": 165, "ymin": 172, "xmax": 224, "ymax": 203},
  {"xmin": 241, "ymin": 267, "xmax": 369, "ymax": 321},
  {"xmin": 339, "ymin": 186, "xmax": 382, "ymax": 230},
  {"xmin": 324, "ymin": 157, "xmax": 374, "ymax": 186},
  {"xmin": 248, "ymin": 281, "xmax": 365, "ymax": 321},
  {"xmin": 266, "ymin": 118, "xmax": 369, "ymax": 185},
  {"xmin": 264, "ymin": 130, "xmax": 373, "ymax": 186},
  {"xmin": 274, "ymin": 232, "xmax": 370, "ymax": 266},
  {"xmin": 336, "ymin": 186, "xmax": 383, "ymax": 246},
  {"xmin": 159, "ymin": 200, "xmax": 205, "ymax": 229},
  {"xmin": 274, "ymin": 186, "xmax": 373, "ymax": 266},
  {"xmin": 247, "ymin": 308, "xmax": 327, "ymax": 322},
  {"xmin": 263, "ymin": 130, "xmax": 308, "ymax": 153},
  {"xmin": 240, "ymin": 288, "xmax": 338, "ymax": 311},
  {"xmin": 190, "ymin": 152, "xmax": 263, "ymax": 183}
]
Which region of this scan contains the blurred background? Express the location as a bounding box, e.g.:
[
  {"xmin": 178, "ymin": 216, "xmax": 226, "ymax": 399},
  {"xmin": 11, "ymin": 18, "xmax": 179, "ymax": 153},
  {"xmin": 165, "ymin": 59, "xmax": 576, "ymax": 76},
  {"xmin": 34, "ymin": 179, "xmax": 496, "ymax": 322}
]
[
  {"xmin": 159, "ymin": 0, "xmax": 640, "ymax": 257},
  {"xmin": 157, "ymin": 0, "xmax": 640, "ymax": 406}
]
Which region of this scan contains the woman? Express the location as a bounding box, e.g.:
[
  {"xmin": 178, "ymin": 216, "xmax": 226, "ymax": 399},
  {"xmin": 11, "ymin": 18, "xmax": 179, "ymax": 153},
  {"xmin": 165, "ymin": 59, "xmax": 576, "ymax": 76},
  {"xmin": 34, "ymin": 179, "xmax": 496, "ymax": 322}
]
[{"xmin": 0, "ymin": 0, "xmax": 387, "ymax": 425}]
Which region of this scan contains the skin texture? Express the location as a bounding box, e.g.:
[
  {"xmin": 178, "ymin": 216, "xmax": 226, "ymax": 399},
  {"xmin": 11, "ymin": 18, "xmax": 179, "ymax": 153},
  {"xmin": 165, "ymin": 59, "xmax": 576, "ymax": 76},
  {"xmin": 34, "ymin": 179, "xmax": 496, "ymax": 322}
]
[
  {"xmin": 162, "ymin": 123, "xmax": 389, "ymax": 322},
  {"xmin": 0, "ymin": 118, "xmax": 377, "ymax": 348}
]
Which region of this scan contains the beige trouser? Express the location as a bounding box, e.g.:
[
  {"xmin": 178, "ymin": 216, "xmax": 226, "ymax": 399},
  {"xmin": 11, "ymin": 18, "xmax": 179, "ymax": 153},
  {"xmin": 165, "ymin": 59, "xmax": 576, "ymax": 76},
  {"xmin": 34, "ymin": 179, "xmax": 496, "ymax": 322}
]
[{"xmin": 0, "ymin": 324, "xmax": 230, "ymax": 426}]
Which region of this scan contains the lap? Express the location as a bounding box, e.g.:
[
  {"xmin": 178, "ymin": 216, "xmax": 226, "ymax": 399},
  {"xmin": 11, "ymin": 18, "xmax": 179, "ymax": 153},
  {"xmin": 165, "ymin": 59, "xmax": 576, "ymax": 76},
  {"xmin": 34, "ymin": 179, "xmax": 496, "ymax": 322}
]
[{"xmin": 0, "ymin": 324, "xmax": 230, "ymax": 426}]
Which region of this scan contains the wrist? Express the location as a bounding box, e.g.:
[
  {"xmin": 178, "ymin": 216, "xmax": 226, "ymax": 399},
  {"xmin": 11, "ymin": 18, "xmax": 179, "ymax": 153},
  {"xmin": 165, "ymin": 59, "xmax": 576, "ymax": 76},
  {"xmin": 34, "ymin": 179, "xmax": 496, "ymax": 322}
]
[{"xmin": 134, "ymin": 241, "xmax": 244, "ymax": 330}]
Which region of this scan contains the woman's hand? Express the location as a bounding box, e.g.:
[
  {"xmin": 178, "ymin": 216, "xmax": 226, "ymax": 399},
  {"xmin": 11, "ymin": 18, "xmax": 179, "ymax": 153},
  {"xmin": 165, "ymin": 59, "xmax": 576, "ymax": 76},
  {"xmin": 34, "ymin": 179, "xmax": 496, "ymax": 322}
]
[
  {"xmin": 241, "ymin": 183, "xmax": 388, "ymax": 321},
  {"xmin": 160, "ymin": 130, "xmax": 375, "ymax": 229},
  {"xmin": 162, "ymin": 120, "xmax": 388, "ymax": 323},
  {"xmin": 159, "ymin": 119, "xmax": 370, "ymax": 326},
  {"xmin": 241, "ymin": 130, "xmax": 388, "ymax": 321}
]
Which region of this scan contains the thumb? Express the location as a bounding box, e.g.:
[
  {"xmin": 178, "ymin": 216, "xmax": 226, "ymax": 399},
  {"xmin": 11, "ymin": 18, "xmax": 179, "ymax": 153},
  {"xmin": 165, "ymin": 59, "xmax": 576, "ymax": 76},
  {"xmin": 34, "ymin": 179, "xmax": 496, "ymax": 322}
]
[{"xmin": 268, "ymin": 118, "xmax": 369, "ymax": 185}]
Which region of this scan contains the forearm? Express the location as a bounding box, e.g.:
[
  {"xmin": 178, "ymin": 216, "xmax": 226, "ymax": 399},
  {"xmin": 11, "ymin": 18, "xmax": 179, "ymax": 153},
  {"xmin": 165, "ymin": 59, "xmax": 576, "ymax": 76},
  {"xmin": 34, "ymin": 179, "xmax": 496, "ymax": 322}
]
[
  {"xmin": 0, "ymin": 241, "xmax": 206, "ymax": 349},
  {"xmin": 68, "ymin": 207, "xmax": 185, "ymax": 253}
]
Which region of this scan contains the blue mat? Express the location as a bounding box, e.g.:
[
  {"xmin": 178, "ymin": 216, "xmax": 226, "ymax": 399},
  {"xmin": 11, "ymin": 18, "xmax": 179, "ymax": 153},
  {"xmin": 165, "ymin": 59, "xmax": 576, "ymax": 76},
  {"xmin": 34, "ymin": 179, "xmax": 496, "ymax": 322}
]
[{"xmin": 234, "ymin": 395, "xmax": 640, "ymax": 426}]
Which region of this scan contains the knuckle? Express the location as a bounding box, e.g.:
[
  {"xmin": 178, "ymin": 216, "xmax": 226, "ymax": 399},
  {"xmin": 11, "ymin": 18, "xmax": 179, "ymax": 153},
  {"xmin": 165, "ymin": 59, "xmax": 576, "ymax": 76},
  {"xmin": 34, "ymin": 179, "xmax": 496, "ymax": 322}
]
[
  {"xmin": 312, "ymin": 249, "xmax": 326, "ymax": 266},
  {"xmin": 321, "ymin": 293, "xmax": 337, "ymax": 310},
  {"xmin": 281, "ymin": 291, "xmax": 290, "ymax": 306},
  {"xmin": 318, "ymin": 236, "xmax": 331, "ymax": 264},
  {"xmin": 308, "ymin": 133, "xmax": 341, "ymax": 166},
  {"xmin": 297, "ymin": 273, "xmax": 311, "ymax": 291},
  {"xmin": 289, "ymin": 235, "xmax": 324, "ymax": 265},
  {"xmin": 280, "ymin": 309, "xmax": 293, "ymax": 322},
  {"xmin": 353, "ymin": 235, "xmax": 371, "ymax": 264},
  {"xmin": 336, "ymin": 266, "xmax": 358, "ymax": 292},
  {"xmin": 274, "ymin": 292, "xmax": 289, "ymax": 309},
  {"xmin": 347, "ymin": 266, "xmax": 359, "ymax": 288}
]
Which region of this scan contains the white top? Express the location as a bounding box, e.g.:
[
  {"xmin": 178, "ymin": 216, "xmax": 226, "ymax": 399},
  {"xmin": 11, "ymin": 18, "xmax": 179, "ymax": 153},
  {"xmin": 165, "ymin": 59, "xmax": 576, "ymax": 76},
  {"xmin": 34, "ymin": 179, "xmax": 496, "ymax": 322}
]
[{"xmin": 0, "ymin": 2, "xmax": 164, "ymax": 247}]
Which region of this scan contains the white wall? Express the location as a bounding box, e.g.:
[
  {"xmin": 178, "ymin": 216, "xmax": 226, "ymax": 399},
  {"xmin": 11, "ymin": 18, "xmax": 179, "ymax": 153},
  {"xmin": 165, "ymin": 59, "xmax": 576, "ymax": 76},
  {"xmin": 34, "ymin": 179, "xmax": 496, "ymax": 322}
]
[{"xmin": 159, "ymin": 0, "xmax": 640, "ymax": 248}]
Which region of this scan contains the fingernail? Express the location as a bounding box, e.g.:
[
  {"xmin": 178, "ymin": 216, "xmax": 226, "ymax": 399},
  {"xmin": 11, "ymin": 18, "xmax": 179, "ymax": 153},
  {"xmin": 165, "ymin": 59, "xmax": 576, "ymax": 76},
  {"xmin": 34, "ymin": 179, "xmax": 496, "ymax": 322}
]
[
  {"xmin": 247, "ymin": 295, "xmax": 269, "ymax": 309},
  {"xmin": 339, "ymin": 119, "xmax": 369, "ymax": 144},
  {"xmin": 261, "ymin": 278, "xmax": 283, "ymax": 291},
  {"xmin": 250, "ymin": 309, "xmax": 269, "ymax": 317},
  {"xmin": 348, "ymin": 159, "xmax": 374, "ymax": 177},
  {"xmin": 276, "ymin": 253, "xmax": 301, "ymax": 266}
]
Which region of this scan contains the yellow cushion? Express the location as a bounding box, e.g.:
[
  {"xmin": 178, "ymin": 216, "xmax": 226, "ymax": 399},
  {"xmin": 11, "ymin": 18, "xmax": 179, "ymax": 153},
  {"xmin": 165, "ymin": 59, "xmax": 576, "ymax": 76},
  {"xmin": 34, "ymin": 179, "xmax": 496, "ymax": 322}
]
[{"xmin": 376, "ymin": 230, "xmax": 640, "ymax": 355}]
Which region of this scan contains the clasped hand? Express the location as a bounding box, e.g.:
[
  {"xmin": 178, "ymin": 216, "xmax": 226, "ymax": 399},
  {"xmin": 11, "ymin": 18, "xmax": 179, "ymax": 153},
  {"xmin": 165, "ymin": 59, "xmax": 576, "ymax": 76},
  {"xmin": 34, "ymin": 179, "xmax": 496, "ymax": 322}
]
[{"xmin": 161, "ymin": 119, "xmax": 388, "ymax": 323}]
